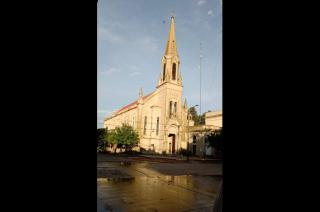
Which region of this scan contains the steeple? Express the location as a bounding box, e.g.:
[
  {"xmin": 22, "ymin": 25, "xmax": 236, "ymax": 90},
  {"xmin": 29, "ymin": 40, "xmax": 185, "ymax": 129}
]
[
  {"xmin": 157, "ymin": 15, "xmax": 182, "ymax": 87},
  {"xmin": 164, "ymin": 16, "xmax": 178, "ymax": 56},
  {"xmin": 139, "ymin": 87, "xmax": 143, "ymax": 99},
  {"xmin": 183, "ymin": 98, "xmax": 188, "ymax": 109}
]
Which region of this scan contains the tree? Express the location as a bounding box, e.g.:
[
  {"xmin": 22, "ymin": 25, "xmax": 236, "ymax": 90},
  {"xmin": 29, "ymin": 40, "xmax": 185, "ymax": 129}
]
[
  {"xmin": 189, "ymin": 107, "xmax": 200, "ymax": 124},
  {"xmin": 199, "ymin": 113, "xmax": 205, "ymax": 125},
  {"xmin": 207, "ymin": 128, "xmax": 223, "ymax": 158},
  {"xmin": 97, "ymin": 128, "xmax": 108, "ymax": 152},
  {"xmin": 108, "ymin": 124, "xmax": 139, "ymax": 153},
  {"xmin": 119, "ymin": 124, "xmax": 139, "ymax": 152},
  {"xmin": 108, "ymin": 130, "xmax": 119, "ymax": 153},
  {"xmin": 188, "ymin": 107, "xmax": 207, "ymax": 125}
]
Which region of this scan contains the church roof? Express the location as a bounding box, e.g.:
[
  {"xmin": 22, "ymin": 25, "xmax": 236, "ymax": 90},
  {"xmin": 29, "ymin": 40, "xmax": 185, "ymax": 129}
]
[{"xmin": 115, "ymin": 92, "xmax": 154, "ymax": 114}]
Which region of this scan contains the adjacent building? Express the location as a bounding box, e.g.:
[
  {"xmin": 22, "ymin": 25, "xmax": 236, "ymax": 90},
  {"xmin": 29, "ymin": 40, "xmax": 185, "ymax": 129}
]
[{"xmin": 188, "ymin": 110, "xmax": 222, "ymax": 157}]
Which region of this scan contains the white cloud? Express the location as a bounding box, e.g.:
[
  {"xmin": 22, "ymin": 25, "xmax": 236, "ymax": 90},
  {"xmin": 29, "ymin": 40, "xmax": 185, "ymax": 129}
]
[
  {"xmin": 98, "ymin": 26, "xmax": 124, "ymax": 43},
  {"xmin": 135, "ymin": 36, "xmax": 159, "ymax": 53},
  {"xmin": 128, "ymin": 65, "xmax": 139, "ymax": 70},
  {"xmin": 198, "ymin": 0, "xmax": 207, "ymax": 6},
  {"xmin": 97, "ymin": 109, "xmax": 115, "ymax": 128},
  {"xmin": 97, "ymin": 109, "xmax": 113, "ymax": 114},
  {"xmin": 129, "ymin": 71, "xmax": 142, "ymax": 76},
  {"xmin": 105, "ymin": 21, "xmax": 127, "ymax": 30},
  {"xmin": 100, "ymin": 67, "xmax": 120, "ymax": 76},
  {"xmin": 208, "ymin": 10, "xmax": 214, "ymax": 16},
  {"xmin": 97, "ymin": 109, "xmax": 117, "ymax": 118}
]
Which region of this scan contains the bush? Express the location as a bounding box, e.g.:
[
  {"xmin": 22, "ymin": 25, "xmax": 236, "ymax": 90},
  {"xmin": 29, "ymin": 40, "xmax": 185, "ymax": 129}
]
[{"xmin": 177, "ymin": 148, "xmax": 188, "ymax": 156}]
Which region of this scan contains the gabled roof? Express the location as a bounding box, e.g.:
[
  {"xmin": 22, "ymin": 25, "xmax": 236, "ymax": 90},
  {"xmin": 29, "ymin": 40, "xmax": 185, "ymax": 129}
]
[{"xmin": 115, "ymin": 92, "xmax": 154, "ymax": 114}]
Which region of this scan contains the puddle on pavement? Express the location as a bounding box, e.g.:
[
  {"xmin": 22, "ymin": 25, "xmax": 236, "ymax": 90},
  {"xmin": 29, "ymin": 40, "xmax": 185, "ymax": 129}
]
[{"xmin": 98, "ymin": 161, "xmax": 222, "ymax": 212}]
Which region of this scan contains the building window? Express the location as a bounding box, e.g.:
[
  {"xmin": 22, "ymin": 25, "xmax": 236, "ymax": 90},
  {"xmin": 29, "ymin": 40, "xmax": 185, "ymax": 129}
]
[
  {"xmin": 169, "ymin": 101, "xmax": 172, "ymax": 117},
  {"xmin": 163, "ymin": 63, "xmax": 166, "ymax": 80},
  {"xmin": 172, "ymin": 63, "xmax": 176, "ymax": 80},
  {"xmin": 174, "ymin": 102, "xmax": 177, "ymax": 115},
  {"xmin": 144, "ymin": 116, "xmax": 147, "ymax": 135},
  {"xmin": 132, "ymin": 116, "xmax": 135, "ymax": 129},
  {"xmin": 156, "ymin": 117, "xmax": 159, "ymax": 135}
]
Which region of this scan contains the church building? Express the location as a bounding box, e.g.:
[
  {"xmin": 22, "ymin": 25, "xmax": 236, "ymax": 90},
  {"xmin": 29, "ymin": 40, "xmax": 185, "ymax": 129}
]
[{"xmin": 104, "ymin": 16, "xmax": 191, "ymax": 154}]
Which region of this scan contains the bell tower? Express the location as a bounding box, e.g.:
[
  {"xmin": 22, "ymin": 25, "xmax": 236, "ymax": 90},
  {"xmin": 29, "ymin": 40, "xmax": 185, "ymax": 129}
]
[
  {"xmin": 157, "ymin": 16, "xmax": 182, "ymax": 87},
  {"xmin": 155, "ymin": 15, "xmax": 186, "ymax": 154}
]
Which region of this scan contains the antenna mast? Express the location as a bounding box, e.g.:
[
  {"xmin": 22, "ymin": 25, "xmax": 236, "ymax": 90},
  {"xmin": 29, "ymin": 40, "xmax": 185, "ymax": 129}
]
[{"xmin": 199, "ymin": 42, "xmax": 203, "ymax": 124}]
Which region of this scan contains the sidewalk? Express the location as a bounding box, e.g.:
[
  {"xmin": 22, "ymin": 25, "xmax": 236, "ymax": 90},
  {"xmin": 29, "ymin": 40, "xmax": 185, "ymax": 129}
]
[
  {"xmin": 139, "ymin": 154, "xmax": 222, "ymax": 162},
  {"xmin": 97, "ymin": 153, "xmax": 222, "ymax": 163}
]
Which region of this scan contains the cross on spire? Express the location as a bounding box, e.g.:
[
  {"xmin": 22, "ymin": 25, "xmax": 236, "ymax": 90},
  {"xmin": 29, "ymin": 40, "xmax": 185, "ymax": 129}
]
[{"xmin": 171, "ymin": 10, "xmax": 175, "ymax": 18}]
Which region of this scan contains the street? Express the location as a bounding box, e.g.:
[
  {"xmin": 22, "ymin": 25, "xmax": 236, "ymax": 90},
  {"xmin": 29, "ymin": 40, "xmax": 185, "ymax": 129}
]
[{"xmin": 97, "ymin": 154, "xmax": 222, "ymax": 212}]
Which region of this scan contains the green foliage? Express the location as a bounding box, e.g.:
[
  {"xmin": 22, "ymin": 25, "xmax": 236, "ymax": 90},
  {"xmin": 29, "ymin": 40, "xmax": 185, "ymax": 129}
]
[
  {"xmin": 207, "ymin": 128, "xmax": 223, "ymax": 157},
  {"xmin": 108, "ymin": 124, "xmax": 139, "ymax": 153},
  {"xmin": 188, "ymin": 107, "xmax": 199, "ymax": 123},
  {"xmin": 177, "ymin": 148, "xmax": 188, "ymax": 156},
  {"xmin": 97, "ymin": 128, "xmax": 108, "ymax": 152},
  {"xmin": 188, "ymin": 107, "xmax": 206, "ymax": 125},
  {"xmin": 199, "ymin": 113, "xmax": 205, "ymax": 125}
]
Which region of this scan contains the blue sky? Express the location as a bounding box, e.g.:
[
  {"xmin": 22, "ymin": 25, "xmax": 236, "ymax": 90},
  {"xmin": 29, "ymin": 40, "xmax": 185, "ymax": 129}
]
[{"xmin": 98, "ymin": 0, "xmax": 222, "ymax": 128}]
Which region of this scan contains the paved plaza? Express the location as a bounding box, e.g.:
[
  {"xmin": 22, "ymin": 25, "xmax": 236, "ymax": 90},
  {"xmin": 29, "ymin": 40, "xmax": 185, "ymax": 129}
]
[{"xmin": 97, "ymin": 154, "xmax": 222, "ymax": 212}]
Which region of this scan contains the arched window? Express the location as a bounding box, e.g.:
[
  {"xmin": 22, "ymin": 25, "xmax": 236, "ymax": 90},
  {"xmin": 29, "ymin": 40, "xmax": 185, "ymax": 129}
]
[
  {"xmin": 172, "ymin": 63, "xmax": 176, "ymax": 80},
  {"xmin": 156, "ymin": 117, "xmax": 159, "ymax": 135},
  {"xmin": 163, "ymin": 63, "xmax": 166, "ymax": 80},
  {"xmin": 144, "ymin": 116, "xmax": 147, "ymax": 135}
]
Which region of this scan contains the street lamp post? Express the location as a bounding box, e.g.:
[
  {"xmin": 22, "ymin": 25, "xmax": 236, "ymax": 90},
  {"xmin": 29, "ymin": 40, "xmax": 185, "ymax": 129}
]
[{"xmin": 187, "ymin": 105, "xmax": 198, "ymax": 162}]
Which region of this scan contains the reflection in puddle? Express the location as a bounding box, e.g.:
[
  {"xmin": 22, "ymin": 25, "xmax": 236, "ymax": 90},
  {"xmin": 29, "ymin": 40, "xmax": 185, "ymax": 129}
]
[{"xmin": 98, "ymin": 162, "xmax": 222, "ymax": 212}]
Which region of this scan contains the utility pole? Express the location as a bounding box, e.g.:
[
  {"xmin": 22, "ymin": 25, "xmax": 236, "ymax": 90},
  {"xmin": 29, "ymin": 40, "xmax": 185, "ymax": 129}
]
[
  {"xmin": 199, "ymin": 42, "xmax": 203, "ymax": 124},
  {"xmin": 187, "ymin": 105, "xmax": 198, "ymax": 162},
  {"xmin": 187, "ymin": 116, "xmax": 189, "ymax": 161}
]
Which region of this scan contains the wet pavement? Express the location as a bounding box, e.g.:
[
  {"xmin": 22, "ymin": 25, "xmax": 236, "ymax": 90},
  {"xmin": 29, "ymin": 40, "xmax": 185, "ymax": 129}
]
[{"xmin": 97, "ymin": 159, "xmax": 222, "ymax": 212}]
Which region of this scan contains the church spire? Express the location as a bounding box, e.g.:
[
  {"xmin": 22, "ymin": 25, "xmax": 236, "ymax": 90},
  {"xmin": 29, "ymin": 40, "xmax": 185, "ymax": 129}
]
[
  {"xmin": 139, "ymin": 87, "xmax": 143, "ymax": 99},
  {"xmin": 183, "ymin": 98, "xmax": 188, "ymax": 110},
  {"xmin": 157, "ymin": 15, "xmax": 182, "ymax": 88},
  {"xmin": 164, "ymin": 16, "xmax": 178, "ymax": 56}
]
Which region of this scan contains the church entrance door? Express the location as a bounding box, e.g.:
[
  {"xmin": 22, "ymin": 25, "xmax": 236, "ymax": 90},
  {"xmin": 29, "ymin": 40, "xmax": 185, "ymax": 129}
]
[
  {"xmin": 172, "ymin": 135, "xmax": 175, "ymax": 154},
  {"xmin": 168, "ymin": 134, "xmax": 176, "ymax": 154}
]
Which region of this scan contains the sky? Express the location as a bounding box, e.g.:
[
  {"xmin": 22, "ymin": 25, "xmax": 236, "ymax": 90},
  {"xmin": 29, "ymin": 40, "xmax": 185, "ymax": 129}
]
[{"xmin": 98, "ymin": 0, "xmax": 222, "ymax": 128}]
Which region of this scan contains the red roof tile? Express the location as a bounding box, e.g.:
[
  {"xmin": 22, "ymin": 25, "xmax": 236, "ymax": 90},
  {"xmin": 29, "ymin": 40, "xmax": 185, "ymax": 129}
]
[{"xmin": 116, "ymin": 92, "xmax": 154, "ymax": 114}]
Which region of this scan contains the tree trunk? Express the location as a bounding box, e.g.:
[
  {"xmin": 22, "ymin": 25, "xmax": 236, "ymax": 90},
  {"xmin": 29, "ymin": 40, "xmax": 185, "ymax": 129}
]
[{"xmin": 114, "ymin": 145, "xmax": 117, "ymax": 154}]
